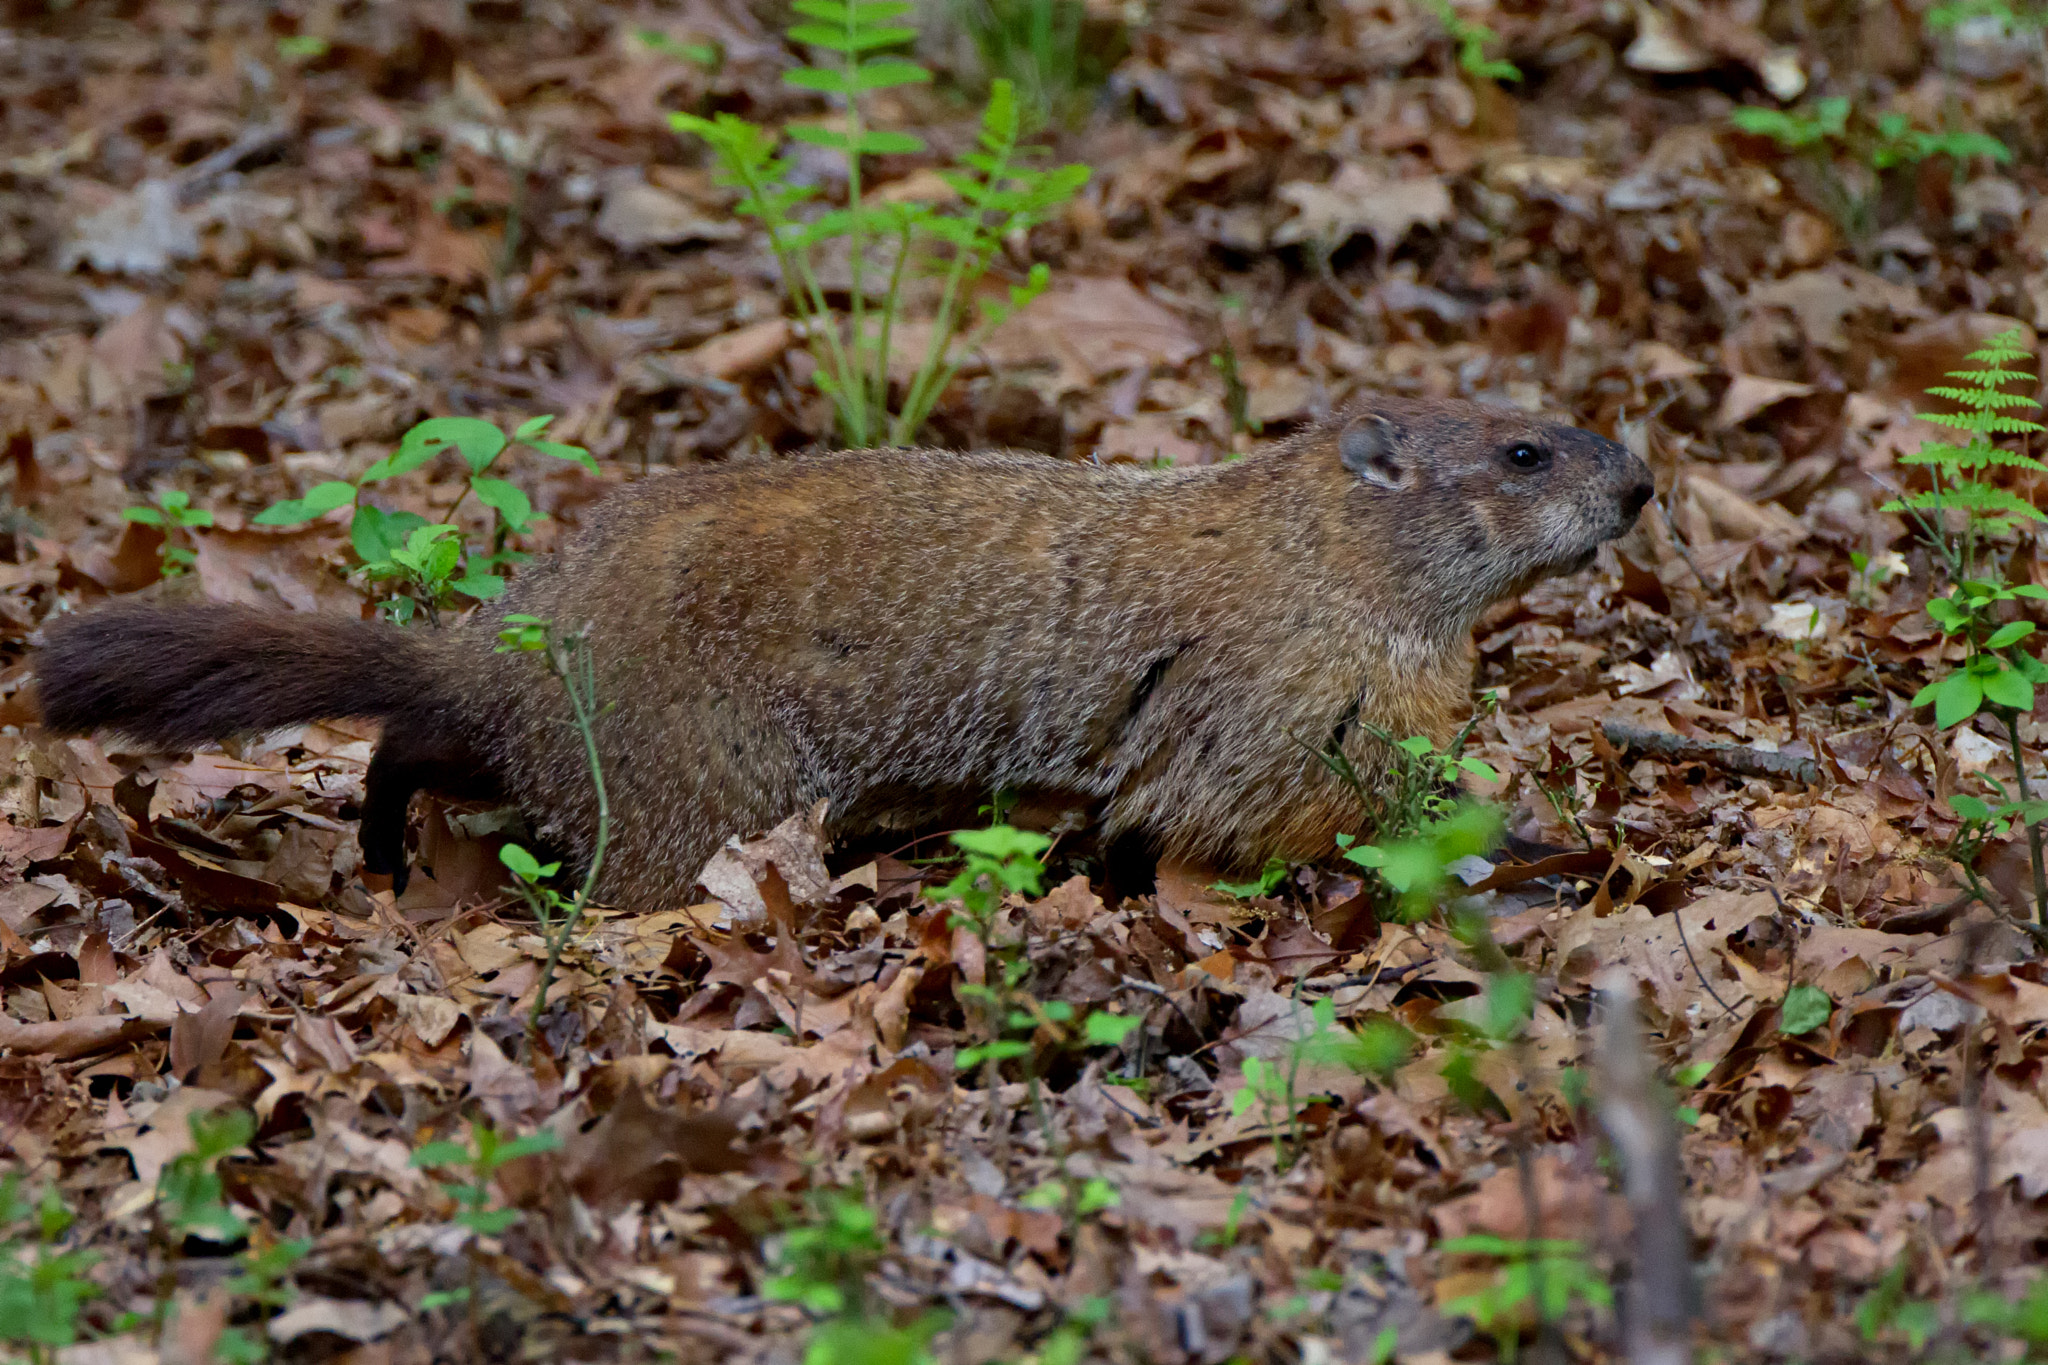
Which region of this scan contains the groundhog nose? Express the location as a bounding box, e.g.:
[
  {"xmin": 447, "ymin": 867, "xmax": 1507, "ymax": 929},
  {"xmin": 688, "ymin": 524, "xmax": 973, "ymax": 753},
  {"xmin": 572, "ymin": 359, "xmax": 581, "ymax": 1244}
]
[{"xmin": 1621, "ymin": 476, "xmax": 1653, "ymax": 522}]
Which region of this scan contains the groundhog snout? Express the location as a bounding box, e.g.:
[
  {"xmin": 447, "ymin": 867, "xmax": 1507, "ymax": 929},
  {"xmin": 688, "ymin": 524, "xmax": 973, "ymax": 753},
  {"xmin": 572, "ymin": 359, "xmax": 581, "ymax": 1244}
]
[{"xmin": 1619, "ymin": 472, "xmax": 1654, "ymax": 524}]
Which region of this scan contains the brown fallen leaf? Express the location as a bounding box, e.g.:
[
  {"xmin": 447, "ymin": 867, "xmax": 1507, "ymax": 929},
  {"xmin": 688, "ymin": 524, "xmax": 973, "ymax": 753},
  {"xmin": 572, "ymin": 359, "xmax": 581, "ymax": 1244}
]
[
  {"xmin": 1272, "ymin": 163, "xmax": 1452, "ymax": 252},
  {"xmin": 564, "ymin": 1083, "xmax": 747, "ymax": 1205},
  {"xmin": 0, "ymin": 1013, "xmax": 152, "ymax": 1060}
]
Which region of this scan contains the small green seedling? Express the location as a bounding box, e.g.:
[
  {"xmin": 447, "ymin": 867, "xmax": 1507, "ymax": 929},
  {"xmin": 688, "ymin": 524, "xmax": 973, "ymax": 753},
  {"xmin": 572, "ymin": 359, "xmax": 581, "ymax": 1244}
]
[
  {"xmin": 157, "ymin": 1108, "xmax": 255, "ymax": 1243},
  {"xmin": 495, "ymin": 614, "xmax": 613, "ymax": 1027},
  {"xmin": 1440, "ymin": 1234, "xmax": 1614, "ymax": 1364},
  {"xmin": 1881, "ymin": 329, "xmax": 2048, "ymax": 925},
  {"xmin": 256, "ymin": 415, "xmax": 593, "ymax": 622},
  {"xmin": 1855, "ymin": 1254, "xmax": 1940, "ymax": 1351},
  {"xmin": 0, "ymin": 1178, "xmax": 100, "ymax": 1364},
  {"xmin": 410, "ymin": 1120, "xmax": 562, "ymax": 1240},
  {"xmin": 1422, "ymin": 0, "xmax": 1520, "ymax": 82},
  {"xmin": 1339, "ymin": 801, "xmax": 1503, "ymax": 923},
  {"xmin": 669, "ymin": 1, "xmax": 1088, "ymax": 447},
  {"xmin": 765, "ymin": 1189, "xmax": 887, "ymax": 1316},
  {"xmin": 213, "ymin": 1236, "xmax": 312, "ymax": 1365},
  {"xmin": 123, "ymin": 488, "xmax": 213, "ymax": 578},
  {"xmin": 1964, "ymin": 1272, "xmax": 2048, "ymax": 1351},
  {"xmin": 1729, "ymin": 97, "xmax": 2011, "ymax": 243}
]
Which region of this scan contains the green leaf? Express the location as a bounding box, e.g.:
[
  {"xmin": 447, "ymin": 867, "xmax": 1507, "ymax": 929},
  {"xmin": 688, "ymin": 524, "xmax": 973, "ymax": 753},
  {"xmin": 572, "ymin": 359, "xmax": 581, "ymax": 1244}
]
[
  {"xmin": 469, "ymin": 476, "xmax": 537, "ymax": 533},
  {"xmin": 786, "ymin": 124, "xmax": 927, "ymax": 156},
  {"xmin": 848, "ymin": 56, "xmax": 930, "ymax": 89},
  {"xmin": 1934, "ymin": 669, "xmax": 1985, "ymax": 727},
  {"xmin": 253, "ymin": 480, "xmax": 356, "ymax": 525},
  {"xmin": 1483, "ymin": 972, "xmax": 1534, "ymax": 1040},
  {"xmin": 122, "ymin": 506, "xmax": 166, "ymax": 525},
  {"xmin": 351, "ymin": 505, "xmax": 431, "ymax": 568},
  {"xmin": 409, "ymin": 1140, "xmax": 470, "ymax": 1169},
  {"xmin": 367, "ymin": 417, "xmax": 508, "ymax": 482},
  {"xmin": 417, "ymin": 416, "xmax": 510, "ymax": 474},
  {"xmin": 1984, "ymin": 666, "xmax": 2035, "ymax": 712},
  {"xmin": 1989, "ymin": 621, "xmax": 2038, "ymax": 650},
  {"xmin": 1673, "ymin": 1059, "xmax": 1714, "ymax": 1087},
  {"xmin": 523, "ymin": 438, "xmax": 598, "ymax": 475},
  {"xmin": 1950, "ymin": 793, "xmax": 1995, "ymax": 822},
  {"xmin": 1780, "ymin": 983, "xmax": 1832, "ymax": 1036},
  {"xmin": 457, "ymin": 1207, "xmax": 521, "ymax": 1235},
  {"xmin": 452, "ymin": 573, "xmax": 505, "ymax": 600},
  {"xmin": 1342, "ymin": 841, "xmax": 1388, "ymax": 872},
  {"xmin": 782, "ymin": 66, "xmax": 855, "ymax": 94},
  {"xmin": 787, "ymin": 22, "xmax": 917, "ymax": 52},
  {"xmin": 495, "ymin": 1131, "xmax": 564, "ymax": 1161},
  {"xmin": 1083, "ymin": 1012, "xmax": 1143, "ymax": 1045}
]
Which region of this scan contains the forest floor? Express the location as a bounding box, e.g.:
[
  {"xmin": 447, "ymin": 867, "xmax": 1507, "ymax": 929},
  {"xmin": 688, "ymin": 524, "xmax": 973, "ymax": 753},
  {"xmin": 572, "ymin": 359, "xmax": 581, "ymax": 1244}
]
[{"xmin": 4, "ymin": 0, "xmax": 2048, "ymax": 1362}]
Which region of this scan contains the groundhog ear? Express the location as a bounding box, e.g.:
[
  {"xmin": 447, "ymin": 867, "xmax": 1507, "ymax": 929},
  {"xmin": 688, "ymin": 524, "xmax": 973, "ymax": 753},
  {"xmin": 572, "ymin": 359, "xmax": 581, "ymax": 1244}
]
[{"xmin": 1338, "ymin": 415, "xmax": 1408, "ymax": 489}]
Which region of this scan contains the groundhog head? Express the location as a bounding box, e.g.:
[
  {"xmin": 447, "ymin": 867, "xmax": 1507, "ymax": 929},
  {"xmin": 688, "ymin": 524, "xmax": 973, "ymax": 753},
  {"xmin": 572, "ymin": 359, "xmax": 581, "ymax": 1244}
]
[{"xmin": 1333, "ymin": 396, "xmax": 1655, "ymax": 615}]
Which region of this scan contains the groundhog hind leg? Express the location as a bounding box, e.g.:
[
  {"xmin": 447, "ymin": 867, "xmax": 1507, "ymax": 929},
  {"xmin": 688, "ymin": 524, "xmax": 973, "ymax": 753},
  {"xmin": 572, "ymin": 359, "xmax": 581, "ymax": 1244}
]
[
  {"xmin": 591, "ymin": 701, "xmax": 814, "ymax": 910},
  {"xmin": 360, "ymin": 720, "xmax": 500, "ymax": 892}
]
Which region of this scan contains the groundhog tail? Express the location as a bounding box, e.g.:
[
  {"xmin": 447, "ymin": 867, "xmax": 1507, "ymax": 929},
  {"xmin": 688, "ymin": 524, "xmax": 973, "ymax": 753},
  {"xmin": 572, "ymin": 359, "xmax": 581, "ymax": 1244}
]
[{"xmin": 34, "ymin": 601, "xmax": 442, "ymax": 749}]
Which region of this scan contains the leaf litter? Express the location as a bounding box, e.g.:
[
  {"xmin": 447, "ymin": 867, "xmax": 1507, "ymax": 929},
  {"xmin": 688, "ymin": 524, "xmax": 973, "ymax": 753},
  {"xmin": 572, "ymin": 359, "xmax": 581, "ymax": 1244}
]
[{"xmin": 2, "ymin": 0, "xmax": 2048, "ymax": 1361}]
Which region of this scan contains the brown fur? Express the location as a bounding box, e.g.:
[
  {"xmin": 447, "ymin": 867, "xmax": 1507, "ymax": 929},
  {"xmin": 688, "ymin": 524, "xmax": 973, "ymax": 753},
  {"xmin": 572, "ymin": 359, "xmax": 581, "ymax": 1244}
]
[{"xmin": 35, "ymin": 395, "xmax": 1652, "ymax": 909}]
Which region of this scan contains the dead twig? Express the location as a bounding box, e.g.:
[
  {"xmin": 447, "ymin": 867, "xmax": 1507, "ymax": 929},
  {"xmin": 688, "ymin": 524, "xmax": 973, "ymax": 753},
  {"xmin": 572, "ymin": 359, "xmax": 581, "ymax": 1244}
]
[
  {"xmin": 1601, "ymin": 719, "xmax": 1823, "ymax": 786},
  {"xmin": 1668, "ymin": 902, "xmax": 1737, "ymax": 1019},
  {"xmin": 1592, "ymin": 966, "xmax": 1696, "ymax": 1365}
]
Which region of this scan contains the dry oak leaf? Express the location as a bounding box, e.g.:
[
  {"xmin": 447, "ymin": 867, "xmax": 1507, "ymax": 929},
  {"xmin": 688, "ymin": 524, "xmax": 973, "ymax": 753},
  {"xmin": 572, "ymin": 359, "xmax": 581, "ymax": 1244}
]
[
  {"xmin": 564, "ymin": 1083, "xmax": 747, "ymax": 1206},
  {"xmin": 1272, "ymin": 163, "xmax": 1453, "ymax": 252},
  {"xmin": 634, "ymin": 318, "xmax": 791, "ymax": 389},
  {"xmin": 104, "ymin": 1086, "xmax": 239, "ymax": 1186},
  {"xmin": 63, "ymin": 179, "xmax": 199, "ymax": 275},
  {"xmin": 977, "ymin": 278, "xmax": 1202, "ymax": 393},
  {"xmin": 1745, "ymin": 264, "xmax": 1927, "ymax": 351},
  {"xmin": 1715, "ymin": 375, "xmax": 1814, "ymax": 428},
  {"xmin": 1095, "ymin": 414, "xmax": 1206, "ymax": 467},
  {"xmin": 0, "ymin": 1013, "xmax": 150, "ymax": 1060},
  {"xmin": 1555, "ymin": 890, "xmax": 1777, "ymax": 1018},
  {"xmin": 596, "ymin": 176, "xmax": 746, "ymax": 250},
  {"xmin": 1910, "ymin": 1089, "xmax": 2048, "ymax": 1207},
  {"xmin": 1433, "ymin": 1153, "xmax": 1627, "ymax": 1244},
  {"xmin": 266, "ymin": 1298, "xmax": 410, "ymax": 1346},
  {"xmin": 695, "ymin": 803, "xmax": 832, "ymax": 926}
]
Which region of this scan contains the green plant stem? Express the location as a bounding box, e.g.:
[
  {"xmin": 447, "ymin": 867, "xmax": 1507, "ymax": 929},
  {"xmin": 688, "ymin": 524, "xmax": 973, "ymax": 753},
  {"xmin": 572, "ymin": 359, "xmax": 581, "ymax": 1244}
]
[
  {"xmin": 892, "ymin": 102, "xmax": 1026, "ymax": 445},
  {"xmin": 2003, "ymin": 708, "xmax": 2048, "ymax": 925},
  {"xmin": 837, "ymin": 10, "xmax": 875, "ymax": 446},
  {"xmin": 895, "ymin": 240, "xmax": 982, "ymax": 446},
  {"xmin": 873, "ymin": 219, "xmax": 917, "ymax": 442},
  {"xmin": 909, "ymin": 284, "xmax": 1029, "ymax": 442},
  {"xmin": 530, "ymin": 641, "xmax": 609, "ymax": 1029},
  {"xmin": 725, "ymin": 154, "xmax": 859, "ymax": 441}
]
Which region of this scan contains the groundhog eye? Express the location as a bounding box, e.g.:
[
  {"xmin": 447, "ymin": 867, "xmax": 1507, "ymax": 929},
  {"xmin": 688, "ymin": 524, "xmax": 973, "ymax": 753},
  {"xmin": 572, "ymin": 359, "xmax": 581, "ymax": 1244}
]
[{"xmin": 1505, "ymin": 443, "xmax": 1549, "ymax": 471}]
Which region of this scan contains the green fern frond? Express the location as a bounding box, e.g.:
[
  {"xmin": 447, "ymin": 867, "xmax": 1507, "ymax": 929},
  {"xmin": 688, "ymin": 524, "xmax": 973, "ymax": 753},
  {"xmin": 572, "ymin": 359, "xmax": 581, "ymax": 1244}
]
[
  {"xmin": 1890, "ymin": 481, "xmax": 2047, "ymax": 522},
  {"xmin": 1920, "ymin": 410, "xmax": 2046, "ymax": 436},
  {"xmin": 1924, "ymin": 386, "xmax": 2043, "ymax": 411},
  {"xmin": 1942, "ymin": 366, "xmax": 2037, "ymax": 388},
  {"xmin": 1963, "ymin": 329, "xmax": 2035, "ymax": 364},
  {"xmin": 1968, "ymin": 447, "xmax": 2048, "ymax": 471},
  {"xmin": 1898, "ymin": 441, "xmax": 1984, "ymax": 467},
  {"xmin": 1898, "ymin": 441, "xmax": 2047, "ymax": 472}
]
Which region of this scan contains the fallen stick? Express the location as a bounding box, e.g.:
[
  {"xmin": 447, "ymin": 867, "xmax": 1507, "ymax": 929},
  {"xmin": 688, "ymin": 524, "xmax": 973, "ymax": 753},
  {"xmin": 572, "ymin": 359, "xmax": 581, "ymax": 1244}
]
[
  {"xmin": 1593, "ymin": 966, "xmax": 1697, "ymax": 1365},
  {"xmin": 1601, "ymin": 719, "xmax": 1822, "ymax": 785}
]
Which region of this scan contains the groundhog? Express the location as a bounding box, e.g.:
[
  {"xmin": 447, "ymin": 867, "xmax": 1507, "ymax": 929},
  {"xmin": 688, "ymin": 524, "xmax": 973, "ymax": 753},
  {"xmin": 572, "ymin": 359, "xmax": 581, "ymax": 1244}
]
[{"xmin": 36, "ymin": 395, "xmax": 1653, "ymax": 910}]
